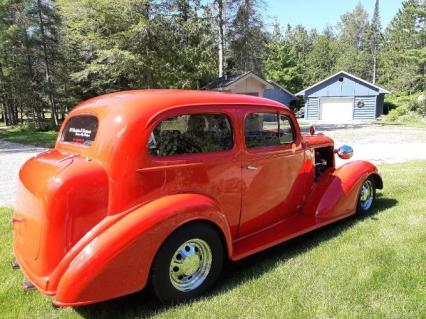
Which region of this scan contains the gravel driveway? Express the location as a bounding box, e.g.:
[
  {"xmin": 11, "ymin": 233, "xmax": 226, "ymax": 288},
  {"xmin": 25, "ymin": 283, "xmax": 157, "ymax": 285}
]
[
  {"xmin": 1, "ymin": 124, "xmax": 425, "ymax": 207},
  {"xmin": 0, "ymin": 140, "xmax": 46, "ymax": 207},
  {"xmin": 305, "ymin": 123, "xmax": 426, "ymax": 166}
]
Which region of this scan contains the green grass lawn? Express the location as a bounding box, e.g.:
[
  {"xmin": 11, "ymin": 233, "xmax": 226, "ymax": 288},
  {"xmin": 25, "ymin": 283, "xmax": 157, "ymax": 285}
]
[
  {"xmin": 0, "ymin": 127, "xmax": 58, "ymax": 148},
  {"xmin": 1, "ymin": 161, "xmax": 425, "ymax": 319}
]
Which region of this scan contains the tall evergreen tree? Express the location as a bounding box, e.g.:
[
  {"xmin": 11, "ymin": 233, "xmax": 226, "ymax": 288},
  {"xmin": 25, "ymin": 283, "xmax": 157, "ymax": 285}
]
[
  {"xmin": 284, "ymin": 24, "xmax": 316, "ymax": 88},
  {"xmin": 33, "ymin": 0, "xmax": 59, "ymax": 126},
  {"xmin": 262, "ymin": 21, "xmax": 302, "ymax": 92},
  {"xmin": 228, "ymin": 0, "xmax": 266, "ymax": 74},
  {"xmin": 336, "ymin": 3, "xmax": 371, "ymax": 80},
  {"xmin": 305, "ymin": 28, "xmax": 338, "ymax": 85},
  {"xmin": 380, "ymin": 0, "xmax": 425, "ymax": 93},
  {"xmin": 369, "ymin": 0, "xmax": 382, "ymax": 84}
]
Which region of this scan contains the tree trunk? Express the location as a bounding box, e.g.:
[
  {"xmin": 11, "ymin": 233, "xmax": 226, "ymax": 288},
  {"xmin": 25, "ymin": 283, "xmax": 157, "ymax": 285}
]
[
  {"xmin": 0, "ymin": 62, "xmax": 13, "ymax": 126},
  {"xmin": 24, "ymin": 30, "xmax": 43, "ymax": 129},
  {"xmin": 37, "ymin": 0, "xmax": 59, "ymax": 127},
  {"xmin": 1, "ymin": 103, "xmax": 8, "ymax": 126},
  {"xmin": 140, "ymin": 2, "xmax": 154, "ymax": 89},
  {"xmin": 372, "ymin": 51, "xmax": 377, "ymax": 84},
  {"xmin": 217, "ymin": 0, "xmax": 225, "ymax": 77}
]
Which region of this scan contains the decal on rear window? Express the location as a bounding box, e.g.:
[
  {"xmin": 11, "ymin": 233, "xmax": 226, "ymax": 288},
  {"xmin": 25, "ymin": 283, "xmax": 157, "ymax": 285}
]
[{"xmin": 62, "ymin": 115, "xmax": 98, "ymax": 146}]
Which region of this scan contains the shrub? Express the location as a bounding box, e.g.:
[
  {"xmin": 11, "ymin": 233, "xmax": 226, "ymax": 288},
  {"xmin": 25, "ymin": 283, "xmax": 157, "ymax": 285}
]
[
  {"xmin": 386, "ymin": 105, "xmax": 409, "ymax": 121},
  {"xmin": 407, "ymin": 99, "xmax": 426, "ymax": 115},
  {"xmin": 397, "ymin": 112, "xmax": 423, "ymax": 123},
  {"xmin": 384, "ymin": 93, "xmax": 426, "ymax": 122}
]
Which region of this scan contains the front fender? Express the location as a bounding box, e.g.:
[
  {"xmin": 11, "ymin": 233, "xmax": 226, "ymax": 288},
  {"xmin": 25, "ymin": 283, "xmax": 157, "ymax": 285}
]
[
  {"xmin": 303, "ymin": 160, "xmax": 382, "ymax": 219},
  {"xmin": 54, "ymin": 194, "xmax": 232, "ymax": 306}
]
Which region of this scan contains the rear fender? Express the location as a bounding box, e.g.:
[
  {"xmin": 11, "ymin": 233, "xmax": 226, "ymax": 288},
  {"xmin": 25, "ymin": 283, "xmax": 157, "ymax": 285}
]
[
  {"xmin": 303, "ymin": 161, "xmax": 382, "ymax": 219},
  {"xmin": 54, "ymin": 194, "xmax": 232, "ymax": 306}
]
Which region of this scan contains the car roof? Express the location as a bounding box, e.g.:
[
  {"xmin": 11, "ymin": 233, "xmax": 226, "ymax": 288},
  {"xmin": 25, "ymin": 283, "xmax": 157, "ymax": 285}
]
[{"xmin": 72, "ymin": 89, "xmax": 289, "ymax": 118}]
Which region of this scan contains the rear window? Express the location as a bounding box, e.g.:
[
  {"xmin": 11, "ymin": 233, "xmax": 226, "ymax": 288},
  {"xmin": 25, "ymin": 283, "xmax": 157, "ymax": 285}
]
[{"xmin": 62, "ymin": 115, "xmax": 98, "ymax": 146}]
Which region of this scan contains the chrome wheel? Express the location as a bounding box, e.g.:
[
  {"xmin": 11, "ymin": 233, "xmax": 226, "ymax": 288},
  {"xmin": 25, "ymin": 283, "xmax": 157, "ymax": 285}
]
[
  {"xmin": 169, "ymin": 238, "xmax": 212, "ymax": 292},
  {"xmin": 359, "ymin": 179, "xmax": 374, "ymax": 211}
]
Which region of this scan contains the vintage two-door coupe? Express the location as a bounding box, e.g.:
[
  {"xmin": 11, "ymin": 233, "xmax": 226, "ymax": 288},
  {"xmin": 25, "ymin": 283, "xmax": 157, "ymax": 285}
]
[{"xmin": 12, "ymin": 90, "xmax": 382, "ymax": 306}]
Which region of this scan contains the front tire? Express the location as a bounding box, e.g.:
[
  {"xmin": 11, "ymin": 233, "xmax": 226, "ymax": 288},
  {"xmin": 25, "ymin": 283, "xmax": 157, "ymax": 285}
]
[
  {"xmin": 357, "ymin": 176, "xmax": 376, "ymax": 213},
  {"xmin": 150, "ymin": 222, "xmax": 224, "ymax": 303}
]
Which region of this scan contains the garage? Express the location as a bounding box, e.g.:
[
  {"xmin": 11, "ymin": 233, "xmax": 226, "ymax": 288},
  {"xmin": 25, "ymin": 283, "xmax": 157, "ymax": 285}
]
[
  {"xmin": 296, "ymin": 71, "xmax": 390, "ymax": 122},
  {"xmin": 320, "ymin": 98, "xmax": 353, "ymax": 122}
]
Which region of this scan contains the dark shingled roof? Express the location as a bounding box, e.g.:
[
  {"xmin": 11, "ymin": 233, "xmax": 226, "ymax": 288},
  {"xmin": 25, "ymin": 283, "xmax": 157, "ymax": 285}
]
[{"xmin": 203, "ymin": 72, "xmax": 251, "ymax": 90}]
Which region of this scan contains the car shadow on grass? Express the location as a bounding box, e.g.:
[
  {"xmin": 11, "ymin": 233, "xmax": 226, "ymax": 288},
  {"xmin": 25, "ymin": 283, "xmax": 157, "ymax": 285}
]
[{"xmin": 73, "ymin": 194, "xmax": 397, "ymax": 319}]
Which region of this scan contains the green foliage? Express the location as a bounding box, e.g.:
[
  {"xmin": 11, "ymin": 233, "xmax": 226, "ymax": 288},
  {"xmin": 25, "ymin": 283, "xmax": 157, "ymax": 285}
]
[
  {"xmin": 335, "ymin": 3, "xmax": 372, "ymax": 81},
  {"xmin": 0, "ymin": 0, "xmax": 424, "ymax": 130},
  {"xmin": 379, "ymin": 0, "xmax": 425, "ymax": 93},
  {"xmin": 0, "ymin": 126, "xmax": 57, "ymax": 147},
  {"xmin": 387, "ymin": 106, "xmax": 409, "ymax": 121},
  {"xmin": 228, "ymin": 0, "xmax": 266, "ymax": 74},
  {"xmin": 305, "ymin": 32, "xmax": 339, "ymax": 85},
  {"xmin": 384, "ymin": 92, "xmax": 425, "ymax": 124},
  {"xmin": 262, "ymin": 31, "xmax": 302, "ymax": 93}
]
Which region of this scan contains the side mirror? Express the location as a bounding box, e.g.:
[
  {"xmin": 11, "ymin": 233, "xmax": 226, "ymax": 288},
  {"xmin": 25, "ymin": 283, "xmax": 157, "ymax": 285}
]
[{"xmin": 335, "ymin": 145, "xmax": 353, "ymax": 159}]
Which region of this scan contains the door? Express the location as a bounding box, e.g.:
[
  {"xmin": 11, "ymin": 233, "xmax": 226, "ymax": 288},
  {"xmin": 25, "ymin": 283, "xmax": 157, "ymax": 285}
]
[
  {"xmin": 239, "ymin": 110, "xmax": 306, "ymax": 237},
  {"xmin": 140, "ymin": 109, "xmax": 242, "ymax": 237},
  {"xmin": 320, "ymin": 98, "xmax": 353, "ymax": 122}
]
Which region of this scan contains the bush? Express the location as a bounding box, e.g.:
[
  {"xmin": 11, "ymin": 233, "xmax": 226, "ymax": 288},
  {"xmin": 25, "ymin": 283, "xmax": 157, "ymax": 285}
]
[
  {"xmin": 383, "ymin": 101, "xmax": 397, "ymax": 114},
  {"xmin": 386, "ymin": 105, "xmax": 409, "ymax": 121},
  {"xmin": 397, "ymin": 112, "xmax": 423, "ymax": 123},
  {"xmin": 384, "ymin": 93, "xmax": 426, "ymax": 122},
  {"xmin": 407, "ymin": 99, "xmax": 426, "ymax": 115}
]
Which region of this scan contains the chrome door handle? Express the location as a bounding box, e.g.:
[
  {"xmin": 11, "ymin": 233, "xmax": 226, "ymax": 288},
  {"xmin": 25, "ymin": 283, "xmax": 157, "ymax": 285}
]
[{"xmin": 246, "ymin": 165, "xmax": 257, "ymax": 171}]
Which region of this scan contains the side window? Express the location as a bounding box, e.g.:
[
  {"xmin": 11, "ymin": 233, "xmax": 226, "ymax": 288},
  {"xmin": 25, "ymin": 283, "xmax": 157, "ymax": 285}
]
[
  {"xmin": 245, "ymin": 113, "xmax": 280, "ymax": 148},
  {"xmin": 278, "ymin": 114, "xmax": 295, "ymax": 144},
  {"xmin": 148, "ymin": 113, "xmax": 233, "ymax": 157},
  {"xmin": 245, "ymin": 112, "xmax": 295, "ymax": 148}
]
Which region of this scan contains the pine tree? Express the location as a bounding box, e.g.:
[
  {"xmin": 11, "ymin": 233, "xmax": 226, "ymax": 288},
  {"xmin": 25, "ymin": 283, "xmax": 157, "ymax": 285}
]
[
  {"xmin": 305, "ymin": 30, "xmax": 338, "ymax": 85},
  {"xmin": 370, "ymin": 0, "xmax": 382, "ymax": 84},
  {"xmin": 380, "ymin": 0, "xmax": 425, "ymax": 93},
  {"xmin": 228, "ymin": 0, "xmax": 266, "ymax": 74},
  {"xmin": 336, "ymin": 3, "xmax": 371, "ymax": 80},
  {"xmin": 262, "ymin": 22, "xmax": 302, "ymax": 92},
  {"xmin": 34, "ymin": 0, "xmax": 59, "ymax": 126},
  {"xmin": 284, "ymin": 24, "xmax": 316, "ymax": 88}
]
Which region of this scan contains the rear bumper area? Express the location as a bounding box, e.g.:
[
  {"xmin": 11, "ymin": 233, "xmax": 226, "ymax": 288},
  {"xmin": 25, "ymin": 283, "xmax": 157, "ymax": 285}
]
[{"xmin": 14, "ymin": 252, "xmax": 56, "ymax": 296}]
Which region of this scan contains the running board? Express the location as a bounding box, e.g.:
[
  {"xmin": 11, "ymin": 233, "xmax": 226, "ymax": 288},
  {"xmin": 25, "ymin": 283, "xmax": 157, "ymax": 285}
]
[{"xmin": 232, "ymin": 212, "xmax": 353, "ymax": 261}]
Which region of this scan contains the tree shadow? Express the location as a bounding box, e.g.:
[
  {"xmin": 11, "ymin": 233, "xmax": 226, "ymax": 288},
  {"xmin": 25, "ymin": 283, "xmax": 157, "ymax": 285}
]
[{"xmin": 73, "ymin": 194, "xmax": 397, "ymax": 319}]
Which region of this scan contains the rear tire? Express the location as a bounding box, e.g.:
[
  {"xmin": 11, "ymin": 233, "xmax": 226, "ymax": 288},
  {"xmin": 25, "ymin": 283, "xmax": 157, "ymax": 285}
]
[
  {"xmin": 357, "ymin": 176, "xmax": 376, "ymax": 213},
  {"xmin": 150, "ymin": 222, "xmax": 224, "ymax": 303}
]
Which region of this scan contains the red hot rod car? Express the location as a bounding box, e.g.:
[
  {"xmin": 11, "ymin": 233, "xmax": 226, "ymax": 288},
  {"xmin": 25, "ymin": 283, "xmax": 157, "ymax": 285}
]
[{"xmin": 12, "ymin": 90, "xmax": 382, "ymax": 306}]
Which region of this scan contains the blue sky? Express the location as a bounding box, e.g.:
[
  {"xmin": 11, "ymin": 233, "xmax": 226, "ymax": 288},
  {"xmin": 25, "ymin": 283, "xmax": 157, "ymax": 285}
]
[{"xmin": 263, "ymin": 0, "xmax": 404, "ymax": 32}]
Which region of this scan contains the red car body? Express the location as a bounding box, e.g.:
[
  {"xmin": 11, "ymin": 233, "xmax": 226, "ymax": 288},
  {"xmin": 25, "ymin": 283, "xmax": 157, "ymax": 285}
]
[{"xmin": 12, "ymin": 90, "xmax": 382, "ymax": 306}]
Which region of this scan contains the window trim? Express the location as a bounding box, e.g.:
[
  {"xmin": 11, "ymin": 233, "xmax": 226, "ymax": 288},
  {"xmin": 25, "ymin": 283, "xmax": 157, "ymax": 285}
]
[
  {"xmin": 147, "ymin": 112, "xmax": 236, "ymax": 158},
  {"xmin": 278, "ymin": 114, "xmax": 296, "ymax": 145}
]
